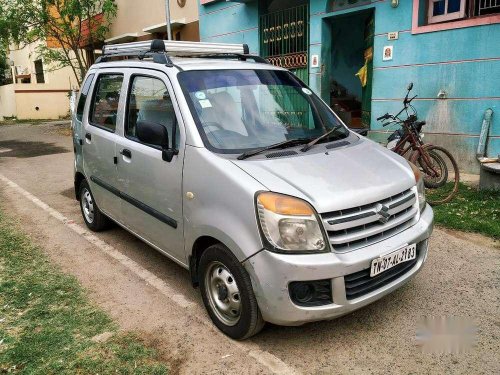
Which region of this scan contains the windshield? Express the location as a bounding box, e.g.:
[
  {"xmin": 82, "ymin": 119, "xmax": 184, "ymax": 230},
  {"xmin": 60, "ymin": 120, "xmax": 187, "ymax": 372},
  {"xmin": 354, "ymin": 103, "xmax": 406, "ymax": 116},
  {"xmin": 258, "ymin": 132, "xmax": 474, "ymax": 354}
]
[{"xmin": 178, "ymin": 69, "xmax": 349, "ymax": 153}]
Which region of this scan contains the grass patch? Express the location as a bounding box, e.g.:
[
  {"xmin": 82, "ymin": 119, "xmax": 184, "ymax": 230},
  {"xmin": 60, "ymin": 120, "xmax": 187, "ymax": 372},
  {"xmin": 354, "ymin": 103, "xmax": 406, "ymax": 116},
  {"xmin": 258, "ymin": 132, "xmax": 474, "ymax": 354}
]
[
  {"xmin": 0, "ymin": 209, "xmax": 168, "ymax": 374},
  {"xmin": 0, "ymin": 118, "xmax": 69, "ymax": 126},
  {"xmin": 429, "ymin": 183, "xmax": 500, "ymax": 239}
]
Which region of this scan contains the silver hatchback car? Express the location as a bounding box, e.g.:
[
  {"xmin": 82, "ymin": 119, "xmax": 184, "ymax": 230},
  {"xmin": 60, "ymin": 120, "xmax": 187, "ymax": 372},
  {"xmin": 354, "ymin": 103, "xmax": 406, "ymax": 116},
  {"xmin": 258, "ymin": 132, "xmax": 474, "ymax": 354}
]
[{"xmin": 72, "ymin": 40, "xmax": 433, "ymax": 339}]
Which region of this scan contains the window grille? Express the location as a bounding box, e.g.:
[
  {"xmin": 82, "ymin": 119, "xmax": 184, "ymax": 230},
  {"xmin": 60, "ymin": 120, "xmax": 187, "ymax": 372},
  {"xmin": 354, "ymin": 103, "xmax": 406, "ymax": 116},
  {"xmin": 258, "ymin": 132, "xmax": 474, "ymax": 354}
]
[
  {"xmin": 474, "ymin": 0, "xmax": 500, "ymax": 15},
  {"xmin": 427, "ymin": 0, "xmax": 499, "ymax": 24}
]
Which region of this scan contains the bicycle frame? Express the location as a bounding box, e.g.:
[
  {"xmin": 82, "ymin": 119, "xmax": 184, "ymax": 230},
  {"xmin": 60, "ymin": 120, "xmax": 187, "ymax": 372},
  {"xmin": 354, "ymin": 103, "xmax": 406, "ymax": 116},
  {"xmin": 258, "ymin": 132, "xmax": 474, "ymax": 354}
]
[
  {"xmin": 392, "ymin": 120, "xmax": 422, "ymax": 156},
  {"xmin": 393, "ymin": 121, "xmax": 439, "ymax": 178}
]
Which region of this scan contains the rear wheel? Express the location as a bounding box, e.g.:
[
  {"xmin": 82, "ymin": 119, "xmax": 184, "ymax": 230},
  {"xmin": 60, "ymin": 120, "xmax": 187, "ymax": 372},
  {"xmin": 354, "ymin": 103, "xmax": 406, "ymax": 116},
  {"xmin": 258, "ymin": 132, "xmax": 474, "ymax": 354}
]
[
  {"xmin": 411, "ymin": 145, "xmax": 459, "ymax": 205},
  {"xmin": 79, "ymin": 180, "xmax": 110, "ymax": 231},
  {"xmin": 199, "ymin": 244, "xmax": 264, "ymax": 340}
]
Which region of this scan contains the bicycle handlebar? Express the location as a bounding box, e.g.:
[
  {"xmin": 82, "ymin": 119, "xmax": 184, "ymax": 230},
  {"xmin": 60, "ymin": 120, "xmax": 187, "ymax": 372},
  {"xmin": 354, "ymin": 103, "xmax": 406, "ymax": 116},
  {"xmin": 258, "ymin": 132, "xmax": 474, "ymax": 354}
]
[
  {"xmin": 377, "ymin": 83, "xmax": 418, "ymax": 125},
  {"xmin": 377, "ymin": 113, "xmax": 397, "ymax": 121}
]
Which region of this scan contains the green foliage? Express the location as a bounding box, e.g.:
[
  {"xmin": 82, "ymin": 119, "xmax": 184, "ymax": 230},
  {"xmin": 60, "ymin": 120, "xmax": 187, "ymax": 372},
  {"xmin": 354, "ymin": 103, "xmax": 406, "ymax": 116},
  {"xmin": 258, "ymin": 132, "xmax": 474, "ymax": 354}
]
[
  {"xmin": 430, "ymin": 183, "xmax": 500, "ymax": 239},
  {"xmin": 0, "ymin": 209, "xmax": 168, "ymax": 374},
  {"xmin": 0, "ymin": 0, "xmax": 117, "ymax": 85},
  {"xmin": 0, "ymin": 47, "xmax": 9, "ymax": 86}
]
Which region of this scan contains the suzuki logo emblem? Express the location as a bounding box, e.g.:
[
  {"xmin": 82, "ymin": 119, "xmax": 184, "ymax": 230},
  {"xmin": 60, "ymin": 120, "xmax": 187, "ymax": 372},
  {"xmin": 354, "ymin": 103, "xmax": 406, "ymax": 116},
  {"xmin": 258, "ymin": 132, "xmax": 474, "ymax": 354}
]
[{"xmin": 374, "ymin": 203, "xmax": 391, "ymax": 224}]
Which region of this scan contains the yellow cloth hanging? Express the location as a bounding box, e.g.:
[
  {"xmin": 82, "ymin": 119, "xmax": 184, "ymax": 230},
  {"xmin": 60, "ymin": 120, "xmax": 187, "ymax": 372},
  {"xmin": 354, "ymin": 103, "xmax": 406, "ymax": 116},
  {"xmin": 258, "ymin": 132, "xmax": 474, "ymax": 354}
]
[
  {"xmin": 356, "ymin": 47, "xmax": 373, "ymax": 87},
  {"xmin": 356, "ymin": 64, "xmax": 368, "ymax": 87}
]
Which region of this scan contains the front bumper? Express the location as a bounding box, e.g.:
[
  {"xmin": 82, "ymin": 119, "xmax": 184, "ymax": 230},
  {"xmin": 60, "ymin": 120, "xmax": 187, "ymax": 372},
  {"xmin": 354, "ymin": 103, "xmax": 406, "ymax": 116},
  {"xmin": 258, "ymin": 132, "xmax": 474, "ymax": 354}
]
[{"xmin": 243, "ymin": 204, "xmax": 434, "ymax": 326}]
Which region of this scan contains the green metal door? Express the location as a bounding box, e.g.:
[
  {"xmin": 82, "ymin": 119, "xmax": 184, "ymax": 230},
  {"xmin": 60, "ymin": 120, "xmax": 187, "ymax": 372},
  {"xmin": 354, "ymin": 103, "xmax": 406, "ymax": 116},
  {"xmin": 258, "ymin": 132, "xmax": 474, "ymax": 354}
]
[
  {"xmin": 259, "ymin": 4, "xmax": 310, "ymax": 129},
  {"xmin": 259, "ymin": 4, "xmax": 309, "ymax": 84},
  {"xmin": 361, "ymin": 14, "xmax": 374, "ymax": 129}
]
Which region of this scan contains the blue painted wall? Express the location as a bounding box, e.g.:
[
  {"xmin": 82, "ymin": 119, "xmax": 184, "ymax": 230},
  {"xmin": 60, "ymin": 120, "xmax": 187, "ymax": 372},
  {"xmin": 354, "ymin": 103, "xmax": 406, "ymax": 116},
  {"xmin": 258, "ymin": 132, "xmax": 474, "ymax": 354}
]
[
  {"xmin": 199, "ymin": 0, "xmax": 500, "ymax": 173},
  {"xmin": 199, "ymin": 2, "xmax": 259, "ymax": 53}
]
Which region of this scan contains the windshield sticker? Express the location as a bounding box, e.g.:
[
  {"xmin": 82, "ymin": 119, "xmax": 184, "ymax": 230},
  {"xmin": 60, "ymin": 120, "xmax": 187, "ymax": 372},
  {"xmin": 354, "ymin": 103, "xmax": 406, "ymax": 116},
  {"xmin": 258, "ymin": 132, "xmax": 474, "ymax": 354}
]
[
  {"xmin": 195, "ymin": 91, "xmax": 206, "ymax": 100},
  {"xmin": 302, "ymin": 88, "xmax": 312, "ymax": 95},
  {"xmin": 199, "ymin": 99, "xmax": 212, "ymax": 108}
]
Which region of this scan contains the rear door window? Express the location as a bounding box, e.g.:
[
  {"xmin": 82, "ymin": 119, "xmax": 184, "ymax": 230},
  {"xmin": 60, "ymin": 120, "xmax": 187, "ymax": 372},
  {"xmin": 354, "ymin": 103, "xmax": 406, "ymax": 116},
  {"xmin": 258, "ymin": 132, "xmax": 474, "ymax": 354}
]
[
  {"xmin": 89, "ymin": 74, "xmax": 124, "ymax": 132},
  {"xmin": 76, "ymin": 74, "xmax": 94, "ymax": 121}
]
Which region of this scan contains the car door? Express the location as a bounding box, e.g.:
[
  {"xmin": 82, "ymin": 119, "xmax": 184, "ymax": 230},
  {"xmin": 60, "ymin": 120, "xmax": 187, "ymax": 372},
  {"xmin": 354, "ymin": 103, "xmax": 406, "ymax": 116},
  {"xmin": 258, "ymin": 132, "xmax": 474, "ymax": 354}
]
[
  {"xmin": 73, "ymin": 73, "xmax": 94, "ymax": 168},
  {"xmin": 115, "ymin": 70, "xmax": 186, "ymax": 265},
  {"xmin": 82, "ymin": 71, "xmax": 125, "ymax": 220}
]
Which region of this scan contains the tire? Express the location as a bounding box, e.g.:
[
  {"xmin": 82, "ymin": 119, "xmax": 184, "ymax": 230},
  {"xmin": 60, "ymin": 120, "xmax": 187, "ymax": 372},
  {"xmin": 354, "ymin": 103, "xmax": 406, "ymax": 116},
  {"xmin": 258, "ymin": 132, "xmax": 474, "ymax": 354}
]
[
  {"xmin": 199, "ymin": 244, "xmax": 265, "ymax": 340},
  {"xmin": 411, "ymin": 144, "xmax": 460, "ymax": 205},
  {"xmin": 79, "ymin": 179, "xmax": 111, "ymax": 231},
  {"xmin": 418, "ymin": 150, "xmax": 448, "ymax": 189}
]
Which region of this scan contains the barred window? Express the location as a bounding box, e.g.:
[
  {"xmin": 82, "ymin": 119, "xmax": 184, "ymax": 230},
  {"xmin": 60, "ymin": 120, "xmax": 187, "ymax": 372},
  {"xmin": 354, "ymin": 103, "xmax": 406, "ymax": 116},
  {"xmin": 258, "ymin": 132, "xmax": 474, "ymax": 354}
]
[{"xmin": 427, "ymin": 0, "xmax": 499, "ymax": 24}]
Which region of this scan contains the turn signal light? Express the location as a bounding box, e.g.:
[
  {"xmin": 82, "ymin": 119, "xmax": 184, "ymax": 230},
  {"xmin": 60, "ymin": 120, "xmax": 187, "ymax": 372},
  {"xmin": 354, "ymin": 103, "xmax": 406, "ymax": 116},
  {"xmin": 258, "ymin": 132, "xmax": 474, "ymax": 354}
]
[{"xmin": 257, "ymin": 192, "xmax": 313, "ymax": 216}]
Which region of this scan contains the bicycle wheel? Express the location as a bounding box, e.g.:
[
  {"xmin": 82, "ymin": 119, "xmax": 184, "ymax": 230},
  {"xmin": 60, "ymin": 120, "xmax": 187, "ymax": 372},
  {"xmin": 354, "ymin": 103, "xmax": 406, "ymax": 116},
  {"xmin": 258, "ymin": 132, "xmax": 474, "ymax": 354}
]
[
  {"xmin": 421, "ymin": 149, "xmax": 448, "ymax": 188},
  {"xmin": 411, "ymin": 145, "xmax": 460, "ymax": 205}
]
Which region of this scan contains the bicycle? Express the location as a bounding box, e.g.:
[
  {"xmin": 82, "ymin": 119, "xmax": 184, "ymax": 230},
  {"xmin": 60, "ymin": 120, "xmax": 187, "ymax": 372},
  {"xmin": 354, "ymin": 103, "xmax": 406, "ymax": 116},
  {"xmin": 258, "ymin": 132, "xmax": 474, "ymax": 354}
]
[{"xmin": 377, "ymin": 83, "xmax": 459, "ymax": 205}]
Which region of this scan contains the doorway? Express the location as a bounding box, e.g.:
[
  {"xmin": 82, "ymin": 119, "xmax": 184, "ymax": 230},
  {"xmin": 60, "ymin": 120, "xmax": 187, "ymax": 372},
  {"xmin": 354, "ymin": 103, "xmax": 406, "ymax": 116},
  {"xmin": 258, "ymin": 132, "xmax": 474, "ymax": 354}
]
[{"xmin": 326, "ymin": 10, "xmax": 374, "ymax": 130}]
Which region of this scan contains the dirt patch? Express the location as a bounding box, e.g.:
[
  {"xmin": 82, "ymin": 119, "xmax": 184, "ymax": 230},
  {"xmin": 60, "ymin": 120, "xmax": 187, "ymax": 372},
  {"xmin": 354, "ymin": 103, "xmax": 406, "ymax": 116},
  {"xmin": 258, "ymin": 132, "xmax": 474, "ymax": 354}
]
[
  {"xmin": 138, "ymin": 332, "xmax": 187, "ymax": 375},
  {"xmin": 0, "ymin": 139, "xmax": 69, "ymax": 158},
  {"xmin": 0, "ymin": 183, "xmax": 277, "ymax": 375},
  {"xmin": 41, "ymin": 123, "xmax": 72, "ymax": 137},
  {"xmin": 439, "ymin": 226, "xmax": 499, "ymax": 250}
]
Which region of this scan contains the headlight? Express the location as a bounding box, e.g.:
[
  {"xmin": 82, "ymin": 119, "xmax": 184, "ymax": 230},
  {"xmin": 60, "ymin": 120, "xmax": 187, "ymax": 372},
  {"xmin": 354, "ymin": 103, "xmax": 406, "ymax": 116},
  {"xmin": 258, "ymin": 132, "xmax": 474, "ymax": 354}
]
[
  {"xmin": 256, "ymin": 192, "xmax": 328, "ymax": 253},
  {"xmin": 409, "ymin": 162, "xmax": 426, "ymax": 212}
]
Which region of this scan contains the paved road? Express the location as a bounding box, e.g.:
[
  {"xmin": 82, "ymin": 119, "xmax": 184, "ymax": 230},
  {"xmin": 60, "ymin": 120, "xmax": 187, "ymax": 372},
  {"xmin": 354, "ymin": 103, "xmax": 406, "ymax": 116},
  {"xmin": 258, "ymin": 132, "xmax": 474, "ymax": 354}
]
[{"xmin": 0, "ymin": 123, "xmax": 498, "ymax": 374}]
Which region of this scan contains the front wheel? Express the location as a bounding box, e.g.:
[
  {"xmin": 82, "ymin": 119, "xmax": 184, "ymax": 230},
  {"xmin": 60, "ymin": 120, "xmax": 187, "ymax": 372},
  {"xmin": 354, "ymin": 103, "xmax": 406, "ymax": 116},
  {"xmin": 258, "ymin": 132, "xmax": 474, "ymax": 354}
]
[
  {"xmin": 199, "ymin": 244, "xmax": 264, "ymax": 340},
  {"xmin": 411, "ymin": 145, "xmax": 460, "ymax": 205}
]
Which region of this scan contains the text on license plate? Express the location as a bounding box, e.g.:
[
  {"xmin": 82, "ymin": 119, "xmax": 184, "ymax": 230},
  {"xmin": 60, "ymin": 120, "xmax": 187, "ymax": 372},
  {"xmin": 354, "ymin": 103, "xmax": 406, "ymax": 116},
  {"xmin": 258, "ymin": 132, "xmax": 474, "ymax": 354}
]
[{"xmin": 370, "ymin": 244, "xmax": 416, "ymax": 277}]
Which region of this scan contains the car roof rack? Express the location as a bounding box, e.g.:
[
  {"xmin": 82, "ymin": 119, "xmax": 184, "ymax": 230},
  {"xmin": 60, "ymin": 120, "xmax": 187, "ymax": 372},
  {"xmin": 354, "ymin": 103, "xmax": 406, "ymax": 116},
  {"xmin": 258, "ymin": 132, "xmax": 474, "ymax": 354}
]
[{"xmin": 95, "ymin": 39, "xmax": 269, "ymax": 66}]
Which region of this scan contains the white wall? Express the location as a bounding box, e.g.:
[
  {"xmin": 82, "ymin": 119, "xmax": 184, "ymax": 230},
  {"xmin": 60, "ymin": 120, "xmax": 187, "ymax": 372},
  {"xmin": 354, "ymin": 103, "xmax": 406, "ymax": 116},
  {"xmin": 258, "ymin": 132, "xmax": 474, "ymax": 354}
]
[
  {"xmin": 0, "ymin": 84, "xmax": 16, "ymax": 119},
  {"xmin": 9, "ymin": 42, "xmax": 78, "ymax": 89},
  {"xmin": 5, "ymin": 41, "xmax": 77, "ymax": 119}
]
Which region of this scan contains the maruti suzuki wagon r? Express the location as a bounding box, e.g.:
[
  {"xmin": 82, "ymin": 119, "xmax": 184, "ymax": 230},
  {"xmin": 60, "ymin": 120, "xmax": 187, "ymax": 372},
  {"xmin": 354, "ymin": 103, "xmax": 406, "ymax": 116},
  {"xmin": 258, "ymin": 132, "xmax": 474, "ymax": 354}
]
[{"xmin": 72, "ymin": 40, "xmax": 433, "ymax": 339}]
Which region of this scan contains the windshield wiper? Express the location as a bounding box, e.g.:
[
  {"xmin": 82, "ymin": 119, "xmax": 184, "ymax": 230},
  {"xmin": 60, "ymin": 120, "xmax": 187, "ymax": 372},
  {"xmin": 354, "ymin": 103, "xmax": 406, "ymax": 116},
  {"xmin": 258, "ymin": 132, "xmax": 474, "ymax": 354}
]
[
  {"xmin": 300, "ymin": 125, "xmax": 345, "ymax": 152},
  {"xmin": 237, "ymin": 138, "xmax": 311, "ymax": 160}
]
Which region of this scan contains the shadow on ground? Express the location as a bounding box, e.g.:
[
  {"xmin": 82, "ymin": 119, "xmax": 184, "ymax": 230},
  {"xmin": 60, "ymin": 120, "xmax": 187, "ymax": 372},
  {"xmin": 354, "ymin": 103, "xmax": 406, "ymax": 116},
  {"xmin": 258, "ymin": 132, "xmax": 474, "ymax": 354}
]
[
  {"xmin": 0, "ymin": 139, "xmax": 70, "ymax": 158},
  {"xmin": 60, "ymin": 187, "xmax": 76, "ymax": 200}
]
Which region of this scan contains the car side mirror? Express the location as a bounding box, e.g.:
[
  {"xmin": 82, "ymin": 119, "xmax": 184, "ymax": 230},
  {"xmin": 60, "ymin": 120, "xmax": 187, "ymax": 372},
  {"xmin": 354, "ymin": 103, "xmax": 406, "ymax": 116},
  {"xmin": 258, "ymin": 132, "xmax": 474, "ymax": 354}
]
[{"xmin": 136, "ymin": 121, "xmax": 177, "ymax": 162}]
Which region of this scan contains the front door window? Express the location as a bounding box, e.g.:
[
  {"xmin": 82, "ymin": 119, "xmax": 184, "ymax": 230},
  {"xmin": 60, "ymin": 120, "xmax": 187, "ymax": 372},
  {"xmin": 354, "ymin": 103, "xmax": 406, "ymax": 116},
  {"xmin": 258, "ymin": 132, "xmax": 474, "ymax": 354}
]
[{"xmin": 126, "ymin": 75, "xmax": 179, "ymax": 149}]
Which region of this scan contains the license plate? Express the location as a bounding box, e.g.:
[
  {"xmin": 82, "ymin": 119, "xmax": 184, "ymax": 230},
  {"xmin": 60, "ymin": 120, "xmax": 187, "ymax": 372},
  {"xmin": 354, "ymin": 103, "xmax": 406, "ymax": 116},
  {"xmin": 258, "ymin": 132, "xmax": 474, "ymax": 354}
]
[{"xmin": 370, "ymin": 244, "xmax": 416, "ymax": 277}]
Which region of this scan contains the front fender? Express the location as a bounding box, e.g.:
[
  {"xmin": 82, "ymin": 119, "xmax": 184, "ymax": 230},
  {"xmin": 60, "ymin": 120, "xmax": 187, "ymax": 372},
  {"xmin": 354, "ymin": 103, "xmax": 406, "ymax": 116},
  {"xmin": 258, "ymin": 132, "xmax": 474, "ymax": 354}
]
[{"xmin": 183, "ymin": 146, "xmax": 266, "ymax": 261}]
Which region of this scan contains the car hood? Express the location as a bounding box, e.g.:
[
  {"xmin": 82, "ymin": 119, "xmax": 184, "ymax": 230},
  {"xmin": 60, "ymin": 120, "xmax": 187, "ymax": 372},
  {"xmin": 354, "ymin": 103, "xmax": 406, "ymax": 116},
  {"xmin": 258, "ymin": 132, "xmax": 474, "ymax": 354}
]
[{"xmin": 231, "ymin": 138, "xmax": 416, "ymax": 213}]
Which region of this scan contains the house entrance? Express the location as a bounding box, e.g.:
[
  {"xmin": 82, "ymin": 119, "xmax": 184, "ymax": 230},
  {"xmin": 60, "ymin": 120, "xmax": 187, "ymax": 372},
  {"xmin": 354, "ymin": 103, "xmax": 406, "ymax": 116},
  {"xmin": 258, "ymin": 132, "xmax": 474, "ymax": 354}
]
[{"xmin": 326, "ymin": 10, "xmax": 374, "ymax": 130}]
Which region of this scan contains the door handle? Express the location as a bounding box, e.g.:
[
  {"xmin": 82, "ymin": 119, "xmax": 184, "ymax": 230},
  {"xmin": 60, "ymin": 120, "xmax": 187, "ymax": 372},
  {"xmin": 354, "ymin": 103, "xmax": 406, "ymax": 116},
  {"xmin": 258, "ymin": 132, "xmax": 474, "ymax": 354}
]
[
  {"xmin": 120, "ymin": 149, "xmax": 132, "ymax": 158},
  {"xmin": 85, "ymin": 133, "xmax": 92, "ymax": 141}
]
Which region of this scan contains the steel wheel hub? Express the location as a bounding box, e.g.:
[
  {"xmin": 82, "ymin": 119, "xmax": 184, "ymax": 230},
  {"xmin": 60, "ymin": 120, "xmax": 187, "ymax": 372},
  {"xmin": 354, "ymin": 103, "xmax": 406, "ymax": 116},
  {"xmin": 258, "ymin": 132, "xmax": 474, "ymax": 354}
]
[
  {"xmin": 205, "ymin": 261, "xmax": 241, "ymax": 326},
  {"xmin": 81, "ymin": 188, "xmax": 94, "ymax": 224}
]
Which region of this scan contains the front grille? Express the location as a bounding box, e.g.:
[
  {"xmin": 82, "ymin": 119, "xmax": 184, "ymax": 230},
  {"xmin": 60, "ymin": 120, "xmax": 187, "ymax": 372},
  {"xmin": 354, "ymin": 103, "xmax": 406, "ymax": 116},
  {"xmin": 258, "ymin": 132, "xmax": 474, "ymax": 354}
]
[
  {"xmin": 344, "ymin": 246, "xmax": 420, "ymax": 300},
  {"xmin": 321, "ymin": 188, "xmax": 418, "ymax": 252}
]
